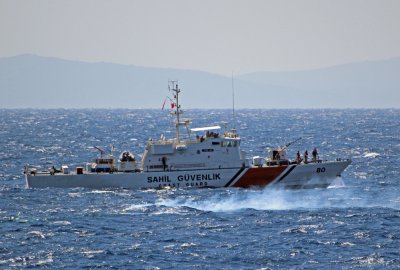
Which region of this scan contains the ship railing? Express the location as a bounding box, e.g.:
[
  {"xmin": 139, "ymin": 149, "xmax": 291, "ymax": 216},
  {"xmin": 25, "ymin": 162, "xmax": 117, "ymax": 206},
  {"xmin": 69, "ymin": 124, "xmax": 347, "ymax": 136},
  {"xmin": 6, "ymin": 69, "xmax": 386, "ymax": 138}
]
[
  {"xmin": 298, "ymin": 158, "xmax": 351, "ymax": 165},
  {"xmin": 223, "ymin": 132, "xmax": 240, "ymax": 139},
  {"xmin": 148, "ymin": 140, "xmax": 174, "ymax": 146},
  {"xmin": 148, "ymin": 138, "xmax": 198, "ymax": 145}
]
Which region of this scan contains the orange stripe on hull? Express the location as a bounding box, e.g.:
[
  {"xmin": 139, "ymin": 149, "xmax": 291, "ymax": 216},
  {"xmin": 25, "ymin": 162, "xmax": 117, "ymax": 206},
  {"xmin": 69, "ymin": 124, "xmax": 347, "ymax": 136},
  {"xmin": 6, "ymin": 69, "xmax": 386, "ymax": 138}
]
[{"xmin": 232, "ymin": 166, "xmax": 288, "ymax": 188}]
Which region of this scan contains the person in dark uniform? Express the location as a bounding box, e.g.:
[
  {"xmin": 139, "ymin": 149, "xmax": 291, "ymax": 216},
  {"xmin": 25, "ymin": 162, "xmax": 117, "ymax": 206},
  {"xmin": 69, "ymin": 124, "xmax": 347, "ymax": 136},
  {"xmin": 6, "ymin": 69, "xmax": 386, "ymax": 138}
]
[
  {"xmin": 161, "ymin": 157, "xmax": 167, "ymax": 171},
  {"xmin": 304, "ymin": 150, "xmax": 308, "ymax": 164},
  {"xmin": 296, "ymin": 151, "xmax": 301, "ymax": 164},
  {"xmin": 312, "ymin": 148, "xmax": 318, "ymax": 162}
]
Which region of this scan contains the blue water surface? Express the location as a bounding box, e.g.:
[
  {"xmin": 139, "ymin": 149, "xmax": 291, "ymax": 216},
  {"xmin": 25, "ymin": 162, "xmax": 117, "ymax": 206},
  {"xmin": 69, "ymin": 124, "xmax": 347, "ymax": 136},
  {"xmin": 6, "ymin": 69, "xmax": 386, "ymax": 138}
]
[{"xmin": 1, "ymin": 109, "xmax": 399, "ymax": 269}]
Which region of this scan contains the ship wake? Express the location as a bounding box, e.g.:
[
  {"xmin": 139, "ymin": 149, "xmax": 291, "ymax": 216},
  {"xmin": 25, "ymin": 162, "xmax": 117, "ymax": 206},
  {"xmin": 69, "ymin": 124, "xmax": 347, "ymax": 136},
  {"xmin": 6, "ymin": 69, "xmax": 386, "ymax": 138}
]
[{"xmin": 155, "ymin": 183, "xmax": 400, "ymax": 212}]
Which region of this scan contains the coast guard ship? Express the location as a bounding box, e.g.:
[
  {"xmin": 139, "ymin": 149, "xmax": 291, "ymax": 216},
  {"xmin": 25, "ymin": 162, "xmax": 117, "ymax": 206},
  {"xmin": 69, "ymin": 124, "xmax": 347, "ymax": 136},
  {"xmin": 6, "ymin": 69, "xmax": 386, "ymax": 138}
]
[{"xmin": 25, "ymin": 82, "xmax": 351, "ymax": 189}]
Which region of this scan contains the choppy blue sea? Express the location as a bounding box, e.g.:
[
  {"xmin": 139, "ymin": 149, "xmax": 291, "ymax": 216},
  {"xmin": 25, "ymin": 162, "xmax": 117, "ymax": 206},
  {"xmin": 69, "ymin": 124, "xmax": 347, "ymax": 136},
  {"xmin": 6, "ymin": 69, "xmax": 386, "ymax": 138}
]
[{"xmin": 1, "ymin": 109, "xmax": 399, "ymax": 269}]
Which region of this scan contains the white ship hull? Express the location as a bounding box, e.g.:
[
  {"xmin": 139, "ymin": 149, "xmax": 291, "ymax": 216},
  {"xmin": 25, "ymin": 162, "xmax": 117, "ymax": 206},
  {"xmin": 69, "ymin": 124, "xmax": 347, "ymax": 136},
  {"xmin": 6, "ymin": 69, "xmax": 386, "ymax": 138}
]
[{"xmin": 25, "ymin": 159, "xmax": 351, "ymax": 190}]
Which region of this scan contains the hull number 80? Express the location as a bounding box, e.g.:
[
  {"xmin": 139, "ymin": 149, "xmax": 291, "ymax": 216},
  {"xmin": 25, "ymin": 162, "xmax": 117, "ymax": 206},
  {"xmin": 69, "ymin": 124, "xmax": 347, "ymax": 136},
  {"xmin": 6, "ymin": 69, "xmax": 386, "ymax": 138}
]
[{"xmin": 316, "ymin": 167, "xmax": 326, "ymax": 173}]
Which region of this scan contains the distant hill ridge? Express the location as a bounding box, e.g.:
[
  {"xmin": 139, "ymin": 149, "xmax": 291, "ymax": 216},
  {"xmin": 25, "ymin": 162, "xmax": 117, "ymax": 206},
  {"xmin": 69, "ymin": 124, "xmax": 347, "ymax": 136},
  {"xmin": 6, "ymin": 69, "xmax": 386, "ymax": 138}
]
[{"xmin": 0, "ymin": 54, "xmax": 399, "ymax": 108}]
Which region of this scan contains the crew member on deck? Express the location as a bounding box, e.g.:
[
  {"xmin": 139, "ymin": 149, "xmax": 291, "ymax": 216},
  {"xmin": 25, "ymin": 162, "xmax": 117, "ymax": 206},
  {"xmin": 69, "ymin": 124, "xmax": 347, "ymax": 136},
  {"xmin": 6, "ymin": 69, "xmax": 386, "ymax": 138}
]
[
  {"xmin": 276, "ymin": 151, "xmax": 280, "ymax": 162},
  {"xmin": 312, "ymin": 148, "xmax": 318, "ymax": 162},
  {"xmin": 296, "ymin": 151, "xmax": 301, "ymax": 164},
  {"xmin": 161, "ymin": 157, "xmax": 167, "ymax": 171},
  {"xmin": 304, "ymin": 150, "xmax": 308, "ymax": 164}
]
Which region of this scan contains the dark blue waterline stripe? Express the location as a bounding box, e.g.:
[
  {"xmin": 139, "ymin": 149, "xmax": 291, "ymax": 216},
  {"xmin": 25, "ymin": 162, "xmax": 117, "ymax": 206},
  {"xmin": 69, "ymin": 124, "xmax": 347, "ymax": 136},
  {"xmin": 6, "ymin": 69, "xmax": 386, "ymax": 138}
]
[
  {"xmin": 276, "ymin": 165, "xmax": 297, "ymax": 183},
  {"xmin": 224, "ymin": 167, "xmax": 245, "ymax": 187}
]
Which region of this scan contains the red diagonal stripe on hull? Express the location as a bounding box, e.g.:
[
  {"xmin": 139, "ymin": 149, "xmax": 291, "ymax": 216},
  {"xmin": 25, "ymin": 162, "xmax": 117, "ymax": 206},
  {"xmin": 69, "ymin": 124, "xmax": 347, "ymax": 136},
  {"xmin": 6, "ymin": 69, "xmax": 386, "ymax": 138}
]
[{"xmin": 232, "ymin": 166, "xmax": 288, "ymax": 188}]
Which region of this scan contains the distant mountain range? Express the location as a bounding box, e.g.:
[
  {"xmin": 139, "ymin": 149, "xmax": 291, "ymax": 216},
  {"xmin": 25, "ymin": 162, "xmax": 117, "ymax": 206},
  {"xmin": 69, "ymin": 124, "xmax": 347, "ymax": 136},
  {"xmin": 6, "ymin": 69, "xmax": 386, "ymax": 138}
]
[{"xmin": 0, "ymin": 54, "xmax": 399, "ymax": 108}]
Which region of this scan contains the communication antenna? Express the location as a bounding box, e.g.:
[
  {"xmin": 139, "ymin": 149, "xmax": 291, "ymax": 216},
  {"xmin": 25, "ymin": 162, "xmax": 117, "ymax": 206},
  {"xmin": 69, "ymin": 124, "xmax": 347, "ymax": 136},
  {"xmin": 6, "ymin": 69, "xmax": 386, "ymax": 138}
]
[{"xmin": 231, "ymin": 72, "xmax": 237, "ymax": 133}]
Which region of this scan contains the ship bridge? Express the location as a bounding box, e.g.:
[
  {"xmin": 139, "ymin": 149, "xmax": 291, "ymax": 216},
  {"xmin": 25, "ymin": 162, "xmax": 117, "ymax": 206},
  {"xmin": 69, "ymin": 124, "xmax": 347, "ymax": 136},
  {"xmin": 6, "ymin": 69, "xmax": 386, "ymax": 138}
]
[{"xmin": 141, "ymin": 125, "xmax": 245, "ymax": 172}]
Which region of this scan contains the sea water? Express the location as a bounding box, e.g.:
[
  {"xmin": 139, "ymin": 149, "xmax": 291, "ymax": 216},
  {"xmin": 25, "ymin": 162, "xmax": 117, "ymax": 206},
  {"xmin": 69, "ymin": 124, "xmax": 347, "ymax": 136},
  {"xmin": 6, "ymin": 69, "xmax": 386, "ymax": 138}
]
[{"xmin": 0, "ymin": 109, "xmax": 399, "ymax": 269}]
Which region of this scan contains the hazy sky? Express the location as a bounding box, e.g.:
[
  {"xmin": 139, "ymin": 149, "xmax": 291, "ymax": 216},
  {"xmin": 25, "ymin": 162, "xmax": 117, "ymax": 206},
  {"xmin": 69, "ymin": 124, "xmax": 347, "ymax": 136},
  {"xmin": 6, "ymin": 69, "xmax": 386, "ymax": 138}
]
[{"xmin": 1, "ymin": 0, "xmax": 400, "ymax": 75}]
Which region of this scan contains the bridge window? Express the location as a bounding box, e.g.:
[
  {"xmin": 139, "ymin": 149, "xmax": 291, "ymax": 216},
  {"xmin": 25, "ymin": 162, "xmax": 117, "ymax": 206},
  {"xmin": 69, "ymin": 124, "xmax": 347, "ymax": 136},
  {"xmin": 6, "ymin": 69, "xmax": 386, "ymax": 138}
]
[{"xmin": 221, "ymin": 140, "xmax": 240, "ymax": 147}]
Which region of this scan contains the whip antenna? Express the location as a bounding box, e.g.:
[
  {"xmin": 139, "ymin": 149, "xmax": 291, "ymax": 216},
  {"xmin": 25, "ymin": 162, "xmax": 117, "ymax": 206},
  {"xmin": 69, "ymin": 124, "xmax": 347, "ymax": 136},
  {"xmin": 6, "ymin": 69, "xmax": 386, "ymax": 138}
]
[{"xmin": 232, "ymin": 72, "xmax": 236, "ymax": 133}]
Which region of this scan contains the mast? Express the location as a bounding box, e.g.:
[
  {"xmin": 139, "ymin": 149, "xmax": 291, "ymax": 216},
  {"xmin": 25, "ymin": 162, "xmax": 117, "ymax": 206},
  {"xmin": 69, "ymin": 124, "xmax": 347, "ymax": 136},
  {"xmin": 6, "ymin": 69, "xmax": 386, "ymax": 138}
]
[{"xmin": 169, "ymin": 81, "xmax": 181, "ymax": 142}]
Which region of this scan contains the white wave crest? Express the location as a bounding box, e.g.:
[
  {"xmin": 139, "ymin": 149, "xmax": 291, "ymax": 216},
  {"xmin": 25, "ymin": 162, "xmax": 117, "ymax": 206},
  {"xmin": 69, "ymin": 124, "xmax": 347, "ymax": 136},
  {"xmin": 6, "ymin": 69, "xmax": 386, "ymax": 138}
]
[{"xmin": 363, "ymin": 152, "xmax": 380, "ymax": 158}]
